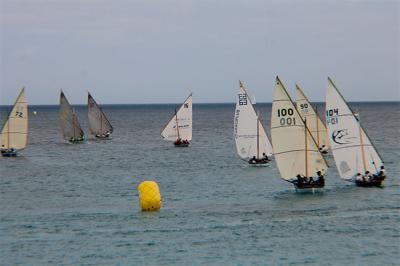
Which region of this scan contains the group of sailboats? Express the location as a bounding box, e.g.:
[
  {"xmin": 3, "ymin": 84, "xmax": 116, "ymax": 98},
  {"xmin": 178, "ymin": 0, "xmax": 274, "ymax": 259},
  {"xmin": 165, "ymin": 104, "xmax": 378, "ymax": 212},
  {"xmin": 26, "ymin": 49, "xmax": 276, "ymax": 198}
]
[
  {"xmin": 1, "ymin": 81, "xmax": 387, "ymax": 189},
  {"xmin": 60, "ymin": 90, "xmax": 113, "ymax": 143},
  {"xmin": 234, "ymin": 76, "xmax": 386, "ymax": 189},
  {"xmin": 59, "ymin": 91, "xmax": 113, "ymax": 143}
]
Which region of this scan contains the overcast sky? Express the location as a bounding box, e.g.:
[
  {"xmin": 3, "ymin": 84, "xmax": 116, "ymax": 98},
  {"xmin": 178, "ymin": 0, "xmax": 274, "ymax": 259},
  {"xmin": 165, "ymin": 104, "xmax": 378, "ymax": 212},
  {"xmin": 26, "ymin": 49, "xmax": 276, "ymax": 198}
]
[{"xmin": 1, "ymin": 0, "xmax": 399, "ymax": 105}]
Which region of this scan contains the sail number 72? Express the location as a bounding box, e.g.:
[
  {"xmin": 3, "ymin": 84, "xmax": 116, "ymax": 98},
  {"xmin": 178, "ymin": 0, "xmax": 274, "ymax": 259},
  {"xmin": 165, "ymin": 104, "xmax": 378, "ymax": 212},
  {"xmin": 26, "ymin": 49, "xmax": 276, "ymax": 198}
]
[{"xmin": 277, "ymin": 108, "xmax": 296, "ymax": 126}]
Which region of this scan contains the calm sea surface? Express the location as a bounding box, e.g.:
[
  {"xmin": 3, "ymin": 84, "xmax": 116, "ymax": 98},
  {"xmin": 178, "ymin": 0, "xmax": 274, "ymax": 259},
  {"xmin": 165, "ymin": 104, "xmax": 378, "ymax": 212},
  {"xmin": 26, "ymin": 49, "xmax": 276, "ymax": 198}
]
[{"xmin": 1, "ymin": 102, "xmax": 399, "ymax": 265}]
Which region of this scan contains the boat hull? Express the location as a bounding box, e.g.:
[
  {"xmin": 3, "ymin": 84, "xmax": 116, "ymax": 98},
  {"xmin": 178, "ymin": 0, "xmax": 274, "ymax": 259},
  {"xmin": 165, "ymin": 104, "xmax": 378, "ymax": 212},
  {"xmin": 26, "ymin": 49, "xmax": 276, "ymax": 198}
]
[
  {"xmin": 1, "ymin": 149, "xmax": 18, "ymax": 157},
  {"xmin": 355, "ymin": 177, "xmax": 385, "ymax": 187},
  {"xmin": 174, "ymin": 143, "xmax": 189, "ymax": 147}
]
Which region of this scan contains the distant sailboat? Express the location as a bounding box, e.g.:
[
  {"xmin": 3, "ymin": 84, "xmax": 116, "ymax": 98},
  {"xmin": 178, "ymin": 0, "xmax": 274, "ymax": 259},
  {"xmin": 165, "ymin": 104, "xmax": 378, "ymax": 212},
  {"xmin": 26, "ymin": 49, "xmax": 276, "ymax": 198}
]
[
  {"xmin": 88, "ymin": 93, "xmax": 113, "ymax": 138},
  {"xmin": 296, "ymin": 84, "xmax": 330, "ymax": 154},
  {"xmin": 161, "ymin": 93, "xmax": 192, "ymax": 147},
  {"xmin": 59, "ymin": 90, "xmax": 84, "ymax": 143},
  {"xmin": 0, "ymin": 88, "xmax": 28, "ymax": 156},
  {"xmin": 325, "ymin": 78, "xmax": 386, "ymax": 187},
  {"xmin": 234, "ymin": 80, "xmax": 273, "ymax": 165},
  {"xmin": 271, "ymin": 77, "xmax": 328, "ymax": 189}
]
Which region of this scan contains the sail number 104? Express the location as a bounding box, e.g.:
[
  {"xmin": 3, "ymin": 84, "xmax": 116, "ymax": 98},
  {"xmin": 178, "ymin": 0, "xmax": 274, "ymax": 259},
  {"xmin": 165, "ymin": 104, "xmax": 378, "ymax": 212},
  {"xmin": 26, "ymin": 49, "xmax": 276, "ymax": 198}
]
[
  {"xmin": 326, "ymin": 108, "xmax": 339, "ymax": 124},
  {"xmin": 277, "ymin": 108, "xmax": 296, "ymax": 126}
]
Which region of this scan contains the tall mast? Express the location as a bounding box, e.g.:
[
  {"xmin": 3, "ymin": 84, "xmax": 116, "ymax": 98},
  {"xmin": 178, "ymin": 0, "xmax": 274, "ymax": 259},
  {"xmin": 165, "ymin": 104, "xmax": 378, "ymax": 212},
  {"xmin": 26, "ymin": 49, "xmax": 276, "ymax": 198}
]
[
  {"xmin": 7, "ymin": 116, "xmax": 10, "ymax": 149},
  {"xmin": 359, "ymin": 118, "xmax": 367, "ymax": 174},
  {"xmin": 257, "ymin": 111, "xmax": 260, "ymax": 159},
  {"xmin": 315, "ymin": 105, "xmax": 320, "ymax": 148},
  {"xmin": 305, "ymin": 117, "xmax": 308, "ymax": 177},
  {"xmin": 175, "ymin": 109, "xmax": 180, "ymax": 139}
]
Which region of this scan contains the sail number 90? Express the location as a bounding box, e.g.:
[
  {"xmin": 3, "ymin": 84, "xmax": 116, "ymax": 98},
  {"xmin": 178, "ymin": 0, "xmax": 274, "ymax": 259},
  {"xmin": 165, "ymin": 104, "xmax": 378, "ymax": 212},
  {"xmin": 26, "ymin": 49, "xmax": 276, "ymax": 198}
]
[{"xmin": 277, "ymin": 108, "xmax": 296, "ymax": 126}]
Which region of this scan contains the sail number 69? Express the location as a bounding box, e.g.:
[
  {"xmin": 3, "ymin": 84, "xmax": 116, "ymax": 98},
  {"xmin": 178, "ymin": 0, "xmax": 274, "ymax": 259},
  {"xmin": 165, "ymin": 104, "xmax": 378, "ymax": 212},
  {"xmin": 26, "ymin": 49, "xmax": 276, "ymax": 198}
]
[{"xmin": 277, "ymin": 108, "xmax": 296, "ymax": 126}]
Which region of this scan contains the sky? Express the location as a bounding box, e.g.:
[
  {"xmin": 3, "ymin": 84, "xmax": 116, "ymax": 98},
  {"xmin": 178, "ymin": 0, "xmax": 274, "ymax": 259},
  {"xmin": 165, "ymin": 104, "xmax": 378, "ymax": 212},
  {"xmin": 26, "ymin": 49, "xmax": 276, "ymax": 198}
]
[{"xmin": 0, "ymin": 0, "xmax": 399, "ymax": 105}]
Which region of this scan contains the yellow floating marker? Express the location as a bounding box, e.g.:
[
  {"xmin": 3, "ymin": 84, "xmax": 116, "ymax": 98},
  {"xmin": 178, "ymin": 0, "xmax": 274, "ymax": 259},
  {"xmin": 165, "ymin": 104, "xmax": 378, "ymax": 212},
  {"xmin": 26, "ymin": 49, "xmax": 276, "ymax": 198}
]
[{"xmin": 138, "ymin": 181, "xmax": 162, "ymax": 211}]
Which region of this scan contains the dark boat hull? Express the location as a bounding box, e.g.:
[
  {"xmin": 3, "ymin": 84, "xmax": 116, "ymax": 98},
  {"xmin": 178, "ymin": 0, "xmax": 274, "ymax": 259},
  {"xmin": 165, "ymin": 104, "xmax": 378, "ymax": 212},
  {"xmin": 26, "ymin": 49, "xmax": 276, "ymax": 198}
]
[
  {"xmin": 355, "ymin": 179, "xmax": 384, "ymax": 187},
  {"xmin": 1, "ymin": 151, "xmax": 18, "ymax": 157},
  {"xmin": 174, "ymin": 143, "xmax": 189, "ymax": 147}
]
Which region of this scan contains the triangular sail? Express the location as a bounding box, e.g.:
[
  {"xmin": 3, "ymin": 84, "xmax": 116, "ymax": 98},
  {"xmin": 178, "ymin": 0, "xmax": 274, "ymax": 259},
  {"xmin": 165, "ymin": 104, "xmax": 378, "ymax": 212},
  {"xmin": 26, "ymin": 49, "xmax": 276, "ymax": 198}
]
[
  {"xmin": 88, "ymin": 93, "xmax": 113, "ymax": 136},
  {"xmin": 271, "ymin": 77, "xmax": 328, "ymax": 181},
  {"xmin": 234, "ymin": 81, "xmax": 273, "ymax": 160},
  {"xmin": 295, "ymin": 84, "xmax": 329, "ymax": 150},
  {"xmin": 59, "ymin": 91, "xmax": 84, "ymax": 140},
  {"xmin": 325, "ymin": 78, "xmax": 383, "ymax": 180},
  {"xmin": 161, "ymin": 93, "xmax": 192, "ymax": 141},
  {"xmin": 0, "ymin": 88, "xmax": 28, "ymax": 150}
]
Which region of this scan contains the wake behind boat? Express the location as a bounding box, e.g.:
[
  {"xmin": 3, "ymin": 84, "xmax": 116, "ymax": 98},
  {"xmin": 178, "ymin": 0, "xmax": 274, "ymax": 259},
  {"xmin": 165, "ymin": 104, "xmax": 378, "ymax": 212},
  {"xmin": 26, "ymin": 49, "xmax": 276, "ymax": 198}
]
[
  {"xmin": 0, "ymin": 88, "xmax": 28, "ymax": 157},
  {"xmin": 59, "ymin": 90, "xmax": 85, "ymax": 143},
  {"xmin": 271, "ymin": 77, "xmax": 328, "ymax": 190},
  {"xmin": 325, "ymin": 78, "xmax": 386, "ymax": 187},
  {"xmin": 161, "ymin": 93, "xmax": 192, "ymax": 147},
  {"xmin": 88, "ymin": 92, "xmax": 113, "ymax": 139},
  {"xmin": 234, "ymin": 80, "xmax": 273, "ymax": 165}
]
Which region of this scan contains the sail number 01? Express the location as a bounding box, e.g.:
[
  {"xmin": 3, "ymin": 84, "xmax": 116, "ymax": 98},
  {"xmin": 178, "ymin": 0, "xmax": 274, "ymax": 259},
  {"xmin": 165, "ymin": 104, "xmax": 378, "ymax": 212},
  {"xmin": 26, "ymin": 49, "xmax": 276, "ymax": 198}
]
[{"xmin": 277, "ymin": 108, "xmax": 296, "ymax": 126}]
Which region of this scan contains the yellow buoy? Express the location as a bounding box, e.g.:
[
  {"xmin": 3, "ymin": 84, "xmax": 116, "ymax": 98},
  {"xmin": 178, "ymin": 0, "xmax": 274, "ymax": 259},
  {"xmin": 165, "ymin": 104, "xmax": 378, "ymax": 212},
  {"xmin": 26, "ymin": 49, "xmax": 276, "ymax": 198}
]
[{"xmin": 138, "ymin": 181, "xmax": 162, "ymax": 211}]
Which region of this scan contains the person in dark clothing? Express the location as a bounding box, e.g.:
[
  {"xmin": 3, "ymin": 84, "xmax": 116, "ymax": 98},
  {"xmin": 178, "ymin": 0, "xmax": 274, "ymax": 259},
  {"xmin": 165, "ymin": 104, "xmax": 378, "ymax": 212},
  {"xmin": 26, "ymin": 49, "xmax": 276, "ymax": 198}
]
[
  {"xmin": 317, "ymin": 171, "xmax": 325, "ymax": 186},
  {"xmin": 249, "ymin": 156, "xmax": 257, "ymax": 164}
]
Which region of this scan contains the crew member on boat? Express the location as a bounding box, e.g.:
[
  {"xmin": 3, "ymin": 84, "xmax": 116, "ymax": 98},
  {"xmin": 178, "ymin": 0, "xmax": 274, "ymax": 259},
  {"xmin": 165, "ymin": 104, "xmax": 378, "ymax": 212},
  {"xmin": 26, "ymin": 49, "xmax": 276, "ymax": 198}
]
[
  {"xmin": 261, "ymin": 152, "xmax": 269, "ymax": 162},
  {"xmin": 249, "ymin": 156, "xmax": 257, "ymax": 164}
]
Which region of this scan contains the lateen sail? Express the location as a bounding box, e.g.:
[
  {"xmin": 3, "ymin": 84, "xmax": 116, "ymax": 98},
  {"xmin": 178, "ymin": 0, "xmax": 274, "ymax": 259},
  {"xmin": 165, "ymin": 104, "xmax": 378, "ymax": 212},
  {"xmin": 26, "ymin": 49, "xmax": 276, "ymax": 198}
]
[
  {"xmin": 234, "ymin": 80, "xmax": 273, "ymax": 160},
  {"xmin": 88, "ymin": 93, "xmax": 113, "ymax": 136},
  {"xmin": 59, "ymin": 91, "xmax": 84, "ymax": 140},
  {"xmin": 325, "ymin": 78, "xmax": 383, "ymax": 180},
  {"xmin": 296, "ymin": 84, "xmax": 329, "ymax": 150},
  {"xmin": 0, "ymin": 88, "xmax": 28, "ymax": 150},
  {"xmin": 161, "ymin": 93, "xmax": 192, "ymax": 141},
  {"xmin": 271, "ymin": 77, "xmax": 328, "ymax": 181}
]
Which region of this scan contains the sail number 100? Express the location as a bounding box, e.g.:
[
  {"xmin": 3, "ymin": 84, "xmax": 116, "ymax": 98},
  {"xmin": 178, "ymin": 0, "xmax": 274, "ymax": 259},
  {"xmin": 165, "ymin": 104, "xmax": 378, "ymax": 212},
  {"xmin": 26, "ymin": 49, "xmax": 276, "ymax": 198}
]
[{"xmin": 277, "ymin": 108, "xmax": 296, "ymax": 126}]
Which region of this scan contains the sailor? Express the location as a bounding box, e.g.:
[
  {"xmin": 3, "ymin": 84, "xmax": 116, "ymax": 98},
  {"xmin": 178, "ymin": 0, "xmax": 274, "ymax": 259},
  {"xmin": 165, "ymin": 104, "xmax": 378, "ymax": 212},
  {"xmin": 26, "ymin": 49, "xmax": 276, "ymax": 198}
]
[
  {"xmin": 378, "ymin": 166, "xmax": 385, "ymax": 177},
  {"xmin": 364, "ymin": 171, "xmax": 372, "ymax": 182},
  {"xmin": 249, "ymin": 156, "xmax": 258, "ymax": 164},
  {"xmin": 309, "ymin": 176, "xmax": 314, "ymax": 184},
  {"xmin": 262, "ymin": 152, "xmax": 269, "ymax": 162},
  {"xmin": 355, "ymin": 173, "xmax": 363, "ymax": 181},
  {"xmin": 296, "ymin": 174, "xmax": 303, "ymax": 184},
  {"xmin": 316, "ymin": 171, "xmax": 324, "ymax": 185}
]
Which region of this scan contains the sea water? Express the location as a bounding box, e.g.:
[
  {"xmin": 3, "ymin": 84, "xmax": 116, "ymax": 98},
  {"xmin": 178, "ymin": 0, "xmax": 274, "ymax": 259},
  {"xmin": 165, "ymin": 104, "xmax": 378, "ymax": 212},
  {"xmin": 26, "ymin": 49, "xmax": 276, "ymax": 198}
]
[{"xmin": 0, "ymin": 102, "xmax": 399, "ymax": 265}]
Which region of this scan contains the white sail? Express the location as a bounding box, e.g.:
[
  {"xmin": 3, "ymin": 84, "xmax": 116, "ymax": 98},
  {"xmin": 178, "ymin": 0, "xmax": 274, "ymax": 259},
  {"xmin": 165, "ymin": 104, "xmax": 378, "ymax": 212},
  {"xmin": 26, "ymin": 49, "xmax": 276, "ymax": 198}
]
[
  {"xmin": 296, "ymin": 84, "xmax": 329, "ymax": 150},
  {"xmin": 88, "ymin": 93, "xmax": 113, "ymax": 136},
  {"xmin": 59, "ymin": 91, "xmax": 84, "ymax": 141},
  {"xmin": 271, "ymin": 77, "xmax": 328, "ymax": 181},
  {"xmin": 325, "ymin": 78, "xmax": 383, "ymax": 180},
  {"xmin": 161, "ymin": 93, "xmax": 192, "ymax": 141},
  {"xmin": 234, "ymin": 81, "xmax": 273, "ymax": 160},
  {"xmin": 0, "ymin": 88, "xmax": 28, "ymax": 150}
]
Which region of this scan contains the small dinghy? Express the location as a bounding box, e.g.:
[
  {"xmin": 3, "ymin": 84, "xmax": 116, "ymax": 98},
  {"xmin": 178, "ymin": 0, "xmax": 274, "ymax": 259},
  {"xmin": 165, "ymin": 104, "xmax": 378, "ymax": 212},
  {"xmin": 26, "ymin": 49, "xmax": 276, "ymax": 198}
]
[
  {"xmin": 59, "ymin": 90, "xmax": 85, "ymax": 143},
  {"xmin": 161, "ymin": 93, "xmax": 192, "ymax": 147},
  {"xmin": 88, "ymin": 92, "xmax": 113, "ymax": 139},
  {"xmin": 234, "ymin": 80, "xmax": 273, "ymax": 165},
  {"xmin": 296, "ymin": 84, "xmax": 330, "ymax": 154},
  {"xmin": 271, "ymin": 77, "xmax": 328, "ymax": 191},
  {"xmin": 0, "ymin": 88, "xmax": 28, "ymax": 157},
  {"xmin": 325, "ymin": 78, "xmax": 386, "ymax": 187}
]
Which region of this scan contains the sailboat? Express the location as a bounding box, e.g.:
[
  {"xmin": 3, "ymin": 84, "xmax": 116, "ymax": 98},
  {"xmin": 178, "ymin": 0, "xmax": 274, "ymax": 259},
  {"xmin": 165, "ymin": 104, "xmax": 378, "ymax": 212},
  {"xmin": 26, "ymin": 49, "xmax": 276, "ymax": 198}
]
[
  {"xmin": 296, "ymin": 84, "xmax": 330, "ymax": 154},
  {"xmin": 271, "ymin": 77, "xmax": 328, "ymax": 190},
  {"xmin": 234, "ymin": 80, "xmax": 273, "ymax": 165},
  {"xmin": 325, "ymin": 78, "xmax": 385, "ymax": 187},
  {"xmin": 161, "ymin": 93, "xmax": 192, "ymax": 147},
  {"xmin": 0, "ymin": 88, "xmax": 28, "ymax": 157},
  {"xmin": 59, "ymin": 90, "xmax": 84, "ymax": 143},
  {"xmin": 88, "ymin": 92, "xmax": 113, "ymax": 138}
]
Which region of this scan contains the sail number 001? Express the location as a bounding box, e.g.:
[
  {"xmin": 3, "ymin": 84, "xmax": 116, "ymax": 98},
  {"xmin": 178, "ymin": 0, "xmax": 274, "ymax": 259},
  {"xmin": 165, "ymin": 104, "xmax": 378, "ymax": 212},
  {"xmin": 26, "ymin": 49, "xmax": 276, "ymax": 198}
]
[{"xmin": 277, "ymin": 108, "xmax": 296, "ymax": 126}]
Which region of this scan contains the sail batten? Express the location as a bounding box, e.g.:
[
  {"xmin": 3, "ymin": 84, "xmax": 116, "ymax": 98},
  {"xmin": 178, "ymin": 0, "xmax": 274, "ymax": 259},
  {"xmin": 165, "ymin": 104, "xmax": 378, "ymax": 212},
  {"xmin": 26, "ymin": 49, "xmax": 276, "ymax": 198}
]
[
  {"xmin": 59, "ymin": 91, "xmax": 84, "ymax": 141},
  {"xmin": 234, "ymin": 81, "xmax": 273, "ymax": 160},
  {"xmin": 0, "ymin": 88, "xmax": 28, "ymax": 150},
  {"xmin": 271, "ymin": 77, "xmax": 327, "ymax": 181},
  {"xmin": 325, "ymin": 78, "xmax": 383, "ymax": 180},
  {"xmin": 161, "ymin": 93, "xmax": 192, "ymax": 141},
  {"xmin": 88, "ymin": 93, "xmax": 113, "ymax": 136}
]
